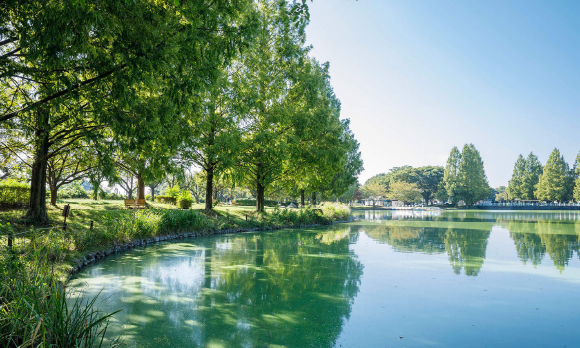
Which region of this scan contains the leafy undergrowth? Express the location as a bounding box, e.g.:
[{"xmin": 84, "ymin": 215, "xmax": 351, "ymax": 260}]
[{"xmin": 0, "ymin": 251, "xmax": 121, "ymax": 348}]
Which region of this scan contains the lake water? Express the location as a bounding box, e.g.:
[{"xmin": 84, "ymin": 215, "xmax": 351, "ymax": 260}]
[{"xmin": 70, "ymin": 210, "xmax": 580, "ymax": 347}]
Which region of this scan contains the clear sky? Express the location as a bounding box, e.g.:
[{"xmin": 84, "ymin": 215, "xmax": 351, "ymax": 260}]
[{"xmin": 305, "ymin": 0, "xmax": 580, "ymax": 187}]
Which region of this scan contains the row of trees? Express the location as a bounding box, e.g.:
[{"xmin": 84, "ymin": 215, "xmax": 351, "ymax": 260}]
[
  {"xmin": 359, "ymin": 144, "xmax": 490, "ymax": 207},
  {"xmin": 0, "ymin": 0, "xmax": 363, "ymax": 223},
  {"xmin": 508, "ymin": 148, "xmax": 580, "ymax": 203}
]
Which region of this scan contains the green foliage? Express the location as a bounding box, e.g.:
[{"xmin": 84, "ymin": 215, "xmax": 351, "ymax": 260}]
[
  {"xmin": 100, "ymin": 191, "xmax": 125, "ymax": 200},
  {"xmin": 443, "ymin": 146, "xmax": 462, "ymax": 203},
  {"xmin": 507, "ymin": 154, "xmax": 526, "ymax": 200},
  {"xmin": 360, "ymin": 182, "xmax": 387, "ymax": 202},
  {"xmin": 0, "ymin": 255, "xmax": 119, "ymax": 347},
  {"xmin": 523, "ymin": 153, "xmax": 543, "ymax": 200},
  {"xmin": 387, "ymin": 181, "xmax": 423, "ymax": 204},
  {"xmin": 367, "ymin": 166, "xmax": 444, "ymax": 203},
  {"xmin": 0, "ymin": 179, "xmax": 29, "ymax": 205},
  {"xmin": 493, "ymin": 186, "xmax": 508, "ymax": 202},
  {"xmin": 165, "ymin": 185, "xmax": 181, "ymax": 198},
  {"xmin": 508, "ymin": 153, "xmax": 543, "ymax": 200},
  {"xmin": 574, "ymin": 152, "xmax": 580, "ymax": 202},
  {"xmin": 177, "ymin": 191, "xmax": 194, "ymax": 209},
  {"xmin": 155, "ymin": 195, "xmax": 177, "ymax": 204},
  {"xmin": 536, "ymin": 148, "xmax": 570, "ymax": 202},
  {"xmin": 236, "ymin": 199, "xmax": 281, "ymax": 207},
  {"xmin": 455, "ymin": 144, "xmax": 490, "ymax": 205},
  {"xmin": 320, "ymin": 202, "xmax": 351, "ymax": 221},
  {"xmin": 58, "ymin": 182, "xmax": 89, "ymax": 199}
]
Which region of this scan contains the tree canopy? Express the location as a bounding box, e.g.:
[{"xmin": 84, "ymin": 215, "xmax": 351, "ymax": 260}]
[
  {"xmin": 1, "ymin": 0, "xmax": 363, "ymax": 221},
  {"xmin": 535, "ymin": 148, "xmax": 569, "ymax": 202}
]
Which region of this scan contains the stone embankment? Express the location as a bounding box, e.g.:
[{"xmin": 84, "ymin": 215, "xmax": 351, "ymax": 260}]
[{"xmin": 68, "ymin": 222, "xmax": 347, "ymax": 277}]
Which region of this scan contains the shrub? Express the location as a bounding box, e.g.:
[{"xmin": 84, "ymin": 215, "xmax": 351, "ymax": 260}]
[
  {"xmin": 178, "ymin": 198, "xmax": 194, "ymax": 209},
  {"xmin": 320, "ymin": 202, "xmax": 351, "ymax": 221},
  {"xmin": 165, "ymin": 185, "xmax": 181, "ymax": 198},
  {"xmin": 99, "ymin": 190, "xmax": 124, "ymax": 200},
  {"xmin": 59, "ymin": 182, "xmax": 89, "ymax": 199},
  {"xmin": 0, "ymin": 178, "xmax": 29, "ymax": 205},
  {"xmin": 236, "ymin": 199, "xmax": 281, "ymax": 207},
  {"xmin": 156, "ymin": 195, "xmax": 177, "ymax": 204},
  {"xmin": 177, "ymin": 191, "xmax": 194, "ymax": 209}
]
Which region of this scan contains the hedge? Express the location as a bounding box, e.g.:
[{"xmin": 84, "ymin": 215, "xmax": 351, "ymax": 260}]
[
  {"xmin": 0, "ymin": 179, "xmax": 29, "ymax": 205},
  {"xmin": 156, "ymin": 195, "xmax": 177, "ymax": 204},
  {"xmin": 235, "ymin": 199, "xmax": 298, "ymax": 207}
]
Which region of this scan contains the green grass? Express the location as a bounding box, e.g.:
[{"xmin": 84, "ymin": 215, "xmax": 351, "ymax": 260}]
[{"xmin": 0, "ymin": 199, "xmax": 338, "ymax": 277}]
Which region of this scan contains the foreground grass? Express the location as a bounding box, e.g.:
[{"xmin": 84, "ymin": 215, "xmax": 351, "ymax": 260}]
[
  {"xmin": 0, "ymin": 199, "xmax": 328, "ymax": 277},
  {"xmin": 0, "ymin": 200, "xmax": 350, "ymax": 347}
]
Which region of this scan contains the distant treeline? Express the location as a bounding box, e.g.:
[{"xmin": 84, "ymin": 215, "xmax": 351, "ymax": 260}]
[{"xmin": 361, "ymin": 145, "xmax": 580, "ymax": 205}]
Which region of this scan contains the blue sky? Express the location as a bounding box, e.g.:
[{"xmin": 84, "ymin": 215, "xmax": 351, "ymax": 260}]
[{"xmin": 305, "ymin": 1, "xmax": 580, "ymax": 187}]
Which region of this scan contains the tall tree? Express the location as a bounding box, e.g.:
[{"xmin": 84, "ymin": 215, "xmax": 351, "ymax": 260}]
[
  {"xmin": 234, "ymin": 0, "xmax": 333, "ymax": 212},
  {"xmin": 443, "ymin": 146, "xmax": 462, "ymax": 203},
  {"xmin": 414, "ymin": 166, "xmax": 444, "ymax": 204},
  {"xmin": 182, "ymin": 68, "xmax": 244, "ymax": 212},
  {"xmin": 522, "ymin": 152, "xmax": 543, "ymax": 200},
  {"xmin": 574, "ymin": 152, "xmax": 580, "ymax": 202},
  {"xmin": 507, "ymin": 154, "xmax": 526, "ymax": 200},
  {"xmin": 535, "ymin": 148, "xmax": 569, "ymax": 202},
  {"xmin": 456, "ymin": 144, "xmax": 489, "ymax": 205}
]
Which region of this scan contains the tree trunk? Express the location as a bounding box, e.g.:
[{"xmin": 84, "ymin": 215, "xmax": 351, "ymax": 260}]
[
  {"xmin": 149, "ymin": 185, "xmax": 156, "ymax": 202},
  {"xmin": 205, "ymin": 168, "xmax": 214, "ymax": 212},
  {"xmin": 300, "ymin": 189, "xmax": 305, "ymax": 206},
  {"xmin": 50, "ymin": 185, "xmax": 58, "ymax": 206},
  {"xmin": 256, "ymin": 182, "xmax": 265, "ymax": 213},
  {"xmin": 311, "ymin": 192, "xmax": 316, "ymax": 205},
  {"xmin": 137, "ymin": 172, "xmax": 145, "ymax": 200},
  {"xmin": 25, "ymin": 107, "xmax": 50, "ymax": 224},
  {"xmin": 126, "ymin": 176, "xmax": 134, "ymax": 199},
  {"xmin": 256, "ymin": 165, "xmax": 265, "ymax": 213}
]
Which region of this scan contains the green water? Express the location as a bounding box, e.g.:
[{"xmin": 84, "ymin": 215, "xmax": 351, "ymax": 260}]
[{"xmin": 70, "ymin": 210, "xmax": 580, "ymax": 347}]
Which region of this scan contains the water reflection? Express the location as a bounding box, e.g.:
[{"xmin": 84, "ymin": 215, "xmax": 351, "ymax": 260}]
[
  {"xmin": 356, "ymin": 210, "xmax": 580, "ymax": 274},
  {"xmin": 363, "ymin": 225, "xmax": 490, "ymax": 276},
  {"xmin": 70, "ymin": 226, "xmax": 363, "ymax": 347}
]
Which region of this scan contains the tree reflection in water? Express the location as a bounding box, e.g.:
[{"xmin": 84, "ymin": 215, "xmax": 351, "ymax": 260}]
[
  {"xmin": 70, "ymin": 226, "xmax": 363, "ymax": 347},
  {"xmin": 360, "ymin": 210, "xmax": 580, "ymax": 275},
  {"xmin": 363, "ymin": 225, "xmax": 490, "ymax": 276}
]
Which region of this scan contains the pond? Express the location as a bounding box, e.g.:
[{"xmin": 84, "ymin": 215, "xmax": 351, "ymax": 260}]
[{"xmin": 70, "ymin": 210, "xmax": 580, "ymax": 347}]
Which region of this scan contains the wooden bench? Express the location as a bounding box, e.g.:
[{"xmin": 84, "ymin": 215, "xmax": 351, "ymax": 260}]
[{"xmin": 124, "ymin": 199, "xmax": 147, "ymax": 209}]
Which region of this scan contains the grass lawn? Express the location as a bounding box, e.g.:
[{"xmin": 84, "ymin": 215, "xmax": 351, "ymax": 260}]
[{"xmin": 0, "ymin": 199, "xmax": 275, "ymax": 232}]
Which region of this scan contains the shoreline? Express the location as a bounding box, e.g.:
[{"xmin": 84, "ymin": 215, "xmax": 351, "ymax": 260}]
[{"xmin": 67, "ymin": 220, "xmax": 350, "ymax": 279}]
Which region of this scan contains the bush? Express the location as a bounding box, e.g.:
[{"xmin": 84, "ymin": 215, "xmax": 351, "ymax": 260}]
[
  {"xmin": 59, "ymin": 182, "xmax": 89, "ymax": 199},
  {"xmin": 320, "ymin": 202, "xmax": 351, "ymax": 221},
  {"xmin": 178, "ymin": 198, "xmax": 194, "ymax": 209},
  {"xmin": 0, "ymin": 178, "xmax": 29, "ymax": 205},
  {"xmin": 177, "ymin": 191, "xmax": 194, "ymax": 209},
  {"xmin": 100, "ymin": 190, "xmax": 124, "ymax": 200},
  {"xmin": 156, "ymin": 195, "xmax": 177, "ymax": 204},
  {"xmin": 165, "ymin": 185, "xmax": 180, "ymax": 198},
  {"xmin": 236, "ymin": 199, "xmax": 281, "ymax": 207}
]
